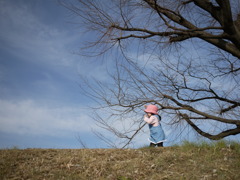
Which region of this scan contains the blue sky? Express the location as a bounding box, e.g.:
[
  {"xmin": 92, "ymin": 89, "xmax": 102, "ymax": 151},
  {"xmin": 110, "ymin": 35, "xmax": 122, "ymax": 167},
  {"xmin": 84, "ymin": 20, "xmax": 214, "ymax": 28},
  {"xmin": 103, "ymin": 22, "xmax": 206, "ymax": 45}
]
[{"xmin": 0, "ymin": 0, "xmax": 112, "ymax": 149}]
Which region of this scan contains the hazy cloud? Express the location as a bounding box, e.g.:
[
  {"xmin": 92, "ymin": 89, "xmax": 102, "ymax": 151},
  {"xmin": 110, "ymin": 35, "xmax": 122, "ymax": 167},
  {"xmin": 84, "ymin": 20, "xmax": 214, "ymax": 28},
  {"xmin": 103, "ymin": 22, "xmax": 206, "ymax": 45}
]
[{"xmin": 0, "ymin": 99, "xmax": 93, "ymax": 136}]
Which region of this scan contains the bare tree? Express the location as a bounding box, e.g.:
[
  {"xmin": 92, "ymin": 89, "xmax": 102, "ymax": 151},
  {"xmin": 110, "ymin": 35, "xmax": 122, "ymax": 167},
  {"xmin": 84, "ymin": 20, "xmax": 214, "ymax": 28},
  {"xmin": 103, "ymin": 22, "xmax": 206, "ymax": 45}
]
[{"xmin": 62, "ymin": 0, "xmax": 240, "ymax": 147}]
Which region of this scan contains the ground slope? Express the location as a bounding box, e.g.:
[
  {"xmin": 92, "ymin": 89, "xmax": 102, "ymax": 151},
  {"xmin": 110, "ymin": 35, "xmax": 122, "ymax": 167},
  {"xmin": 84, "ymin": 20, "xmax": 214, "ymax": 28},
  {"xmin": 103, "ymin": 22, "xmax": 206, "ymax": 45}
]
[{"xmin": 1, "ymin": 144, "xmax": 240, "ymax": 179}]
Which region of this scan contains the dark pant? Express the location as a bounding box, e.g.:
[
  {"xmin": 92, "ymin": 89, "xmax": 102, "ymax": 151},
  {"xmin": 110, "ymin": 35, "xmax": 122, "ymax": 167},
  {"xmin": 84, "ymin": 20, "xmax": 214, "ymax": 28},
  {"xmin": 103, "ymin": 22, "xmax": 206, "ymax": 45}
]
[{"xmin": 149, "ymin": 142, "xmax": 163, "ymax": 147}]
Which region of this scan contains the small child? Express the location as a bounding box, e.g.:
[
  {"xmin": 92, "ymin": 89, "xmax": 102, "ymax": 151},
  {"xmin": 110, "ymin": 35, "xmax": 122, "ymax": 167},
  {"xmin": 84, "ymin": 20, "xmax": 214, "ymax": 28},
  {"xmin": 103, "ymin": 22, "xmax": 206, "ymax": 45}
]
[{"xmin": 144, "ymin": 104, "xmax": 166, "ymax": 147}]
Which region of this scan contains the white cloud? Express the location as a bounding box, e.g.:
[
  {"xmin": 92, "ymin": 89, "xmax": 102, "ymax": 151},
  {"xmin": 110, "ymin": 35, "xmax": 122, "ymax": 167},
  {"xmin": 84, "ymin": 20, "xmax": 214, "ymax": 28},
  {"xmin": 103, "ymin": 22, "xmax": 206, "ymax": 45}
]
[
  {"xmin": 0, "ymin": 0, "xmax": 112, "ymax": 83},
  {"xmin": 0, "ymin": 0, "xmax": 80, "ymax": 67},
  {"xmin": 0, "ymin": 99, "xmax": 94, "ymax": 136}
]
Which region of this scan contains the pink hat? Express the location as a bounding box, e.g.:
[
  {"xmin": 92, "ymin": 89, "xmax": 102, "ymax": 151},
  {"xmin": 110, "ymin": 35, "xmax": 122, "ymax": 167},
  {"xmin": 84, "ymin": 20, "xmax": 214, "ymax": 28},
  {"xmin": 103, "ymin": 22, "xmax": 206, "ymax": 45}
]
[{"xmin": 144, "ymin": 104, "xmax": 158, "ymax": 115}]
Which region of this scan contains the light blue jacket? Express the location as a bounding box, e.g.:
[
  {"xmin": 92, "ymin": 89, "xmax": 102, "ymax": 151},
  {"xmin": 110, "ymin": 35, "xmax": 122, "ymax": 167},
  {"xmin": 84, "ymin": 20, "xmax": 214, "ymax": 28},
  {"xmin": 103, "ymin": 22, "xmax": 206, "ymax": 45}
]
[{"xmin": 148, "ymin": 115, "xmax": 166, "ymax": 144}]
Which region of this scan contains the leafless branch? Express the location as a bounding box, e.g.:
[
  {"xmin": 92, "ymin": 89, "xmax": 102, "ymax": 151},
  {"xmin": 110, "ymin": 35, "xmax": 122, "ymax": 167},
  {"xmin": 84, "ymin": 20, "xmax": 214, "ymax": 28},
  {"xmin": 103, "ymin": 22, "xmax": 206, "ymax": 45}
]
[{"xmin": 62, "ymin": 0, "xmax": 240, "ymax": 147}]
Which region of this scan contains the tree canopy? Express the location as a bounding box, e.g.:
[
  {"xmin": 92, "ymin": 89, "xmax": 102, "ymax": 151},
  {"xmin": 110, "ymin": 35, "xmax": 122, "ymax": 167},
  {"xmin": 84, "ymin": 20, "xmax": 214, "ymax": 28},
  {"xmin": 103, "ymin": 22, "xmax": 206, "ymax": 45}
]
[{"xmin": 62, "ymin": 0, "xmax": 240, "ymax": 147}]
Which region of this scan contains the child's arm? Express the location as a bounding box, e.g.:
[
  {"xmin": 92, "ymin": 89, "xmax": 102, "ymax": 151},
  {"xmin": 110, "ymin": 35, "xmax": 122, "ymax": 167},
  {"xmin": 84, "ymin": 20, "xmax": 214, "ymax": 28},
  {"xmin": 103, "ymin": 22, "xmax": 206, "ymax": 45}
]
[{"xmin": 144, "ymin": 115, "xmax": 155, "ymax": 124}]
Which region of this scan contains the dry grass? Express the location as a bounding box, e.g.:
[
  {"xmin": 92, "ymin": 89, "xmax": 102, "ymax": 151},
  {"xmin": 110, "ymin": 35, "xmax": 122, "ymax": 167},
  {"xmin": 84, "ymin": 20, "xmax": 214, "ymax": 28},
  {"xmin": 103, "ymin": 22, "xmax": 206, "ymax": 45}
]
[{"xmin": 1, "ymin": 141, "xmax": 240, "ymax": 180}]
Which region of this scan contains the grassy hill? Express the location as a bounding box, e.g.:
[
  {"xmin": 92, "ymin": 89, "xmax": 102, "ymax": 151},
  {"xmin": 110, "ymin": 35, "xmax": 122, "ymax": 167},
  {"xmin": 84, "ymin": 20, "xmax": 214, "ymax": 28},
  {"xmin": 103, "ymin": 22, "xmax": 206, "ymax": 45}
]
[{"xmin": 1, "ymin": 141, "xmax": 239, "ymax": 180}]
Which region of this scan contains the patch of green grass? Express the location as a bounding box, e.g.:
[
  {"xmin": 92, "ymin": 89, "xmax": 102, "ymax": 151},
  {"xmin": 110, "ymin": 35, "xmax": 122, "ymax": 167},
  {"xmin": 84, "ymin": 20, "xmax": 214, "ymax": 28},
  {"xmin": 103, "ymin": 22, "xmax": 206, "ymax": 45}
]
[
  {"xmin": 177, "ymin": 140, "xmax": 240, "ymax": 150},
  {"xmin": 117, "ymin": 176, "xmax": 132, "ymax": 180}
]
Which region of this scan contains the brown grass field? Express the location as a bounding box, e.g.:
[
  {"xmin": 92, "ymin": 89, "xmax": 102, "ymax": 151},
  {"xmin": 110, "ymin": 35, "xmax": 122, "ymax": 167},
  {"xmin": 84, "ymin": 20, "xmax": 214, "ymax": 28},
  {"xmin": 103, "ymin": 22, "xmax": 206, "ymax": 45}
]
[{"xmin": 0, "ymin": 141, "xmax": 240, "ymax": 180}]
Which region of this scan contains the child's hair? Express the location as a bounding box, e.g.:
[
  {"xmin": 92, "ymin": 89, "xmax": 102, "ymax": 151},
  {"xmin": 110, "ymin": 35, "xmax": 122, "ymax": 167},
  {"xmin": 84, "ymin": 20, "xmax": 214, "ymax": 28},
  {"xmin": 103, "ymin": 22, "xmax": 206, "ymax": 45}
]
[
  {"xmin": 155, "ymin": 114, "xmax": 161, "ymax": 121},
  {"xmin": 146, "ymin": 113, "xmax": 161, "ymax": 121}
]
